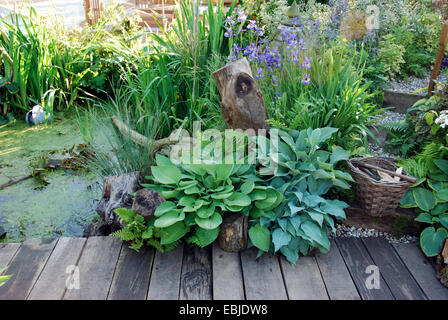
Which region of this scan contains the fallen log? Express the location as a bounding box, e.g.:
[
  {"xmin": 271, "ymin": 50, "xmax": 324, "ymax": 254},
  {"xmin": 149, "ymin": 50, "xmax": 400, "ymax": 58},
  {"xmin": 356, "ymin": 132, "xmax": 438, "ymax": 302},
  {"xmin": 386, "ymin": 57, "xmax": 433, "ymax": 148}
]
[{"xmin": 111, "ymin": 115, "xmax": 177, "ymax": 155}]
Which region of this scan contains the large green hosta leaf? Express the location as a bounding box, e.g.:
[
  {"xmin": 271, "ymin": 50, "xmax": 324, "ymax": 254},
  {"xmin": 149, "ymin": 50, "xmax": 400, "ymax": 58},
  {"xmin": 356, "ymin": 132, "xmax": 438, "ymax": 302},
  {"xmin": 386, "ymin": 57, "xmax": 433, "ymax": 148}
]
[
  {"xmin": 412, "ymin": 187, "xmax": 436, "ymax": 212},
  {"xmin": 420, "ymin": 227, "xmax": 448, "ymax": 257},
  {"xmin": 249, "ymin": 224, "xmax": 271, "ymax": 252},
  {"xmin": 151, "ymin": 165, "xmax": 181, "ymax": 185}
]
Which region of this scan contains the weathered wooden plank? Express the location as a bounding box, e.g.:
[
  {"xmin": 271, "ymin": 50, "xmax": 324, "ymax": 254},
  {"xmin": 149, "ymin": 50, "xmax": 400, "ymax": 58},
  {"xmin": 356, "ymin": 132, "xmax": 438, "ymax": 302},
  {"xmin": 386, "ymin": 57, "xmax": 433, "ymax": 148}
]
[
  {"xmin": 240, "ymin": 248, "xmax": 287, "ymax": 300},
  {"xmin": 64, "ymin": 236, "xmax": 122, "ymax": 300},
  {"xmin": 212, "ymin": 243, "xmax": 245, "ymax": 300},
  {"xmin": 315, "ymin": 239, "xmax": 360, "ymax": 300},
  {"xmin": 147, "ymin": 244, "xmax": 183, "ymax": 300},
  {"xmin": 179, "ymin": 244, "xmax": 213, "ymax": 300},
  {"xmin": 362, "ymin": 237, "xmax": 426, "ymax": 300},
  {"xmin": 0, "ymin": 243, "xmax": 21, "ymax": 266},
  {"xmin": 108, "ymin": 245, "xmax": 154, "ymax": 300},
  {"xmin": 280, "ymin": 255, "xmax": 328, "ymax": 300},
  {"xmin": 335, "ymin": 237, "xmax": 394, "ymax": 300},
  {"xmin": 0, "ymin": 238, "xmax": 58, "ymax": 300},
  {"xmin": 28, "ymin": 237, "xmax": 86, "ymax": 300},
  {"xmin": 393, "ymin": 243, "xmax": 448, "ymax": 300}
]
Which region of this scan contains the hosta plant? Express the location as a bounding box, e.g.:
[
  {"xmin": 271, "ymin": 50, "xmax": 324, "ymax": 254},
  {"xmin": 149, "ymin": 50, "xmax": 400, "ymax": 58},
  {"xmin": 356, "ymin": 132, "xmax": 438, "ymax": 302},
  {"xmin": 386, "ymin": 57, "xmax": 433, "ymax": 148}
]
[
  {"xmin": 248, "ymin": 127, "xmax": 353, "ymax": 264},
  {"xmin": 401, "ymin": 158, "xmax": 448, "ymax": 257},
  {"xmin": 141, "ymin": 154, "xmax": 282, "ymax": 248}
]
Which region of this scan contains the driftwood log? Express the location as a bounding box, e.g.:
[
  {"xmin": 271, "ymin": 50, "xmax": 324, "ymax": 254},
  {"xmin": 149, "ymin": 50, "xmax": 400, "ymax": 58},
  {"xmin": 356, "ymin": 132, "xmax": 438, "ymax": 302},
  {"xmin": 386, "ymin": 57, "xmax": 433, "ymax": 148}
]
[
  {"xmin": 84, "ymin": 171, "xmax": 141, "ymax": 236},
  {"xmin": 212, "ymin": 58, "xmax": 270, "ymax": 252},
  {"xmin": 218, "ymin": 213, "xmax": 248, "ymax": 252},
  {"xmin": 212, "ymin": 58, "xmax": 269, "ymax": 131}
]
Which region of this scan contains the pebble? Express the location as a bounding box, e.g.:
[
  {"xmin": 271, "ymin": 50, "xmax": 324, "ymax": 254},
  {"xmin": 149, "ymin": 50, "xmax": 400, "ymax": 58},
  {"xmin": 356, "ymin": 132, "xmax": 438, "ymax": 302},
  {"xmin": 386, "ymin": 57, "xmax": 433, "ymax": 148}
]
[{"xmin": 330, "ymin": 223, "xmax": 418, "ymax": 244}]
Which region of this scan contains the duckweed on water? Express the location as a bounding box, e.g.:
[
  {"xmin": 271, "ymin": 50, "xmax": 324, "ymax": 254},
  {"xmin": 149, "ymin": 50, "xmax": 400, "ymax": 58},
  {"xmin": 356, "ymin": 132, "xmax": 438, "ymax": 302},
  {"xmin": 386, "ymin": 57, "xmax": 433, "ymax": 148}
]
[{"xmin": 0, "ymin": 116, "xmax": 100, "ymax": 242}]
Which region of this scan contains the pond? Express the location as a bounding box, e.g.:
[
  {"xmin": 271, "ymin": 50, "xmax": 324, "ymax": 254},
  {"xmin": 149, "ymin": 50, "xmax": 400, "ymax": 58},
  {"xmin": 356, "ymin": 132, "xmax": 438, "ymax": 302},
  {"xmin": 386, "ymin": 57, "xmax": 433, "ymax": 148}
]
[{"xmin": 0, "ymin": 116, "xmax": 100, "ymax": 242}]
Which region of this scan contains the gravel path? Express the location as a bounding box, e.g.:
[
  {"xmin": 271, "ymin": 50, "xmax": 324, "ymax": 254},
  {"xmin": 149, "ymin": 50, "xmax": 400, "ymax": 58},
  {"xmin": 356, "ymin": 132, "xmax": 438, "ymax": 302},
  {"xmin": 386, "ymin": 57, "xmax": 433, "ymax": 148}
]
[{"xmin": 387, "ymin": 71, "xmax": 448, "ymax": 94}]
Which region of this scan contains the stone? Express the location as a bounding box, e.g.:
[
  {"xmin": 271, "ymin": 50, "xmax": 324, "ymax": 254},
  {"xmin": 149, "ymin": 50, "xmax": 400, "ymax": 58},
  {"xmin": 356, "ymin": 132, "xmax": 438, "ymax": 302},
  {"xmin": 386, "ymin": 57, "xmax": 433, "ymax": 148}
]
[{"xmin": 132, "ymin": 188, "xmax": 165, "ymax": 222}]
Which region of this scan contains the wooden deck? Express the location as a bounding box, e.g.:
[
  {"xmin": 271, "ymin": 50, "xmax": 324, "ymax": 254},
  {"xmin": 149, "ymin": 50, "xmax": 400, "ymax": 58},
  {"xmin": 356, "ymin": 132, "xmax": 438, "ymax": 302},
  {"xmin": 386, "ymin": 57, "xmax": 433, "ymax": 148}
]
[{"xmin": 0, "ymin": 236, "xmax": 447, "ymax": 300}]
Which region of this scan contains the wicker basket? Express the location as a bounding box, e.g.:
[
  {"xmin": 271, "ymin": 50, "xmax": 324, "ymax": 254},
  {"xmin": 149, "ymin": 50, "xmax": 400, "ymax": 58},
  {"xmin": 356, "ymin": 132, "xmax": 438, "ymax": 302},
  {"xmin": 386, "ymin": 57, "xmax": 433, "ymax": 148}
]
[{"xmin": 347, "ymin": 157, "xmax": 415, "ymax": 216}]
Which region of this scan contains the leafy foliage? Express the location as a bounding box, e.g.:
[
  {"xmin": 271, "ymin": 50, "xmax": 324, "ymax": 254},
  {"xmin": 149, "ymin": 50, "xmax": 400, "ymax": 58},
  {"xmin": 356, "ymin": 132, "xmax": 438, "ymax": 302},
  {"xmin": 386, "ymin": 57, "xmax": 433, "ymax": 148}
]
[
  {"xmin": 142, "ymin": 154, "xmax": 281, "ymax": 248},
  {"xmin": 110, "ymin": 208, "xmax": 180, "ymax": 252},
  {"xmin": 248, "ymin": 127, "xmax": 352, "ymax": 264}
]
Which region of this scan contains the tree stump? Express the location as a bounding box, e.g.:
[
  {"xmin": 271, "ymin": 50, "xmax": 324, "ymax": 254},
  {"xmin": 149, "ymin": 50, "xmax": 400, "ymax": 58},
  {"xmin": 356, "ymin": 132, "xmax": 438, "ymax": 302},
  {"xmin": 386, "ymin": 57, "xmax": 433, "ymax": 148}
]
[
  {"xmin": 218, "ymin": 213, "xmax": 248, "ymax": 252},
  {"xmin": 84, "ymin": 171, "xmax": 141, "ymax": 236},
  {"xmin": 437, "ymin": 237, "xmax": 448, "ymax": 288},
  {"xmin": 212, "ymin": 58, "xmax": 269, "ymax": 131}
]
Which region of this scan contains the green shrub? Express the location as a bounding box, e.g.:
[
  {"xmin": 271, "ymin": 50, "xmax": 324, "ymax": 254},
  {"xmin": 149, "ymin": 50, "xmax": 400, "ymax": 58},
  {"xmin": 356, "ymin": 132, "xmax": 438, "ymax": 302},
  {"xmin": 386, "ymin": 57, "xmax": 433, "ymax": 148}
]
[{"xmin": 377, "ymin": 34, "xmax": 405, "ymax": 80}]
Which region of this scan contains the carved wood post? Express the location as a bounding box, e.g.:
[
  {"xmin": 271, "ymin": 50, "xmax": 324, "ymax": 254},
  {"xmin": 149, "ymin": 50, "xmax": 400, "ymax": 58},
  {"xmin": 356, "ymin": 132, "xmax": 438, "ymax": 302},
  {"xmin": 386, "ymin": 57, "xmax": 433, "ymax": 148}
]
[
  {"xmin": 212, "ymin": 58, "xmax": 269, "ymax": 130},
  {"xmin": 429, "ymin": 20, "xmax": 448, "ymax": 97},
  {"xmin": 212, "ymin": 58, "xmax": 269, "ymax": 252}
]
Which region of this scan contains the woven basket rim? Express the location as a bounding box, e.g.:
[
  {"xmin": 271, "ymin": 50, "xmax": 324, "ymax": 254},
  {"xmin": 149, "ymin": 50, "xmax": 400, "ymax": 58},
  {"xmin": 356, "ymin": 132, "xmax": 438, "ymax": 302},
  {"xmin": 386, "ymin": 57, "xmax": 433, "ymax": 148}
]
[{"xmin": 347, "ymin": 157, "xmax": 414, "ymax": 187}]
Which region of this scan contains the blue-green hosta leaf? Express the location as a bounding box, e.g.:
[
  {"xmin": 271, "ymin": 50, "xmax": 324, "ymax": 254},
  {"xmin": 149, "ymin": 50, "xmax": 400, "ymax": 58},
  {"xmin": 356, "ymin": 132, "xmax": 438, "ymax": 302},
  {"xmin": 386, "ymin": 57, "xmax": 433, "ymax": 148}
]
[
  {"xmin": 431, "ymin": 203, "xmax": 448, "ymax": 215},
  {"xmin": 308, "ymin": 128, "xmax": 321, "ymax": 148},
  {"xmin": 151, "ymin": 166, "xmax": 181, "ymax": 185},
  {"xmin": 289, "ymin": 215, "xmax": 302, "ymax": 233},
  {"xmin": 420, "ymin": 227, "xmax": 448, "ymax": 257},
  {"xmin": 300, "ymin": 221, "xmax": 330, "ymax": 250},
  {"xmin": 415, "ymin": 212, "xmax": 433, "ymax": 224},
  {"xmin": 412, "ymin": 187, "xmax": 437, "ymax": 212},
  {"xmin": 330, "ymin": 147, "xmax": 350, "ymax": 164},
  {"xmin": 428, "ymin": 171, "xmax": 448, "ymax": 182},
  {"xmin": 437, "ymin": 214, "xmax": 448, "ymax": 229},
  {"xmin": 154, "ymin": 201, "xmax": 177, "ymax": 217},
  {"xmin": 302, "ymin": 195, "xmax": 326, "ymax": 208},
  {"xmin": 324, "ymin": 215, "xmax": 336, "ymax": 233},
  {"xmin": 434, "ymin": 159, "xmax": 448, "ymax": 176},
  {"xmin": 306, "ymin": 209, "xmax": 324, "ymax": 227},
  {"xmin": 437, "ymin": 189, "xmax": 448, "ymax": 202},
  {"xmin": 240, "ymin": 181, "xmax": 255, "ymax": 194},
  {"xmin": 181, "ymin": 164, "xmax": 206, "ymax": 176},
  {"xmin": 155, "ymin": 154, "xmax": 175, "ymax": 166},
  {"xmin": 160, "ymin": 222, "xmax": 189, "ymax": 245},
  {"xmin": 195, "ymin": 212, "xmax": 223, "ymax": 230},
  {"xmin": 332, "ymin": 178, "xmax": 351, "ymax": 189},
  {"xmin": 272, "ymin": 228, "xmax": 292, "ymax": 252},
  {"xmin": 249, "ymin": 224, "xmax": 271, "ymax": 252},
  {"xmin": 316, "ymin": 158, "xmax": 333, "ymax": 171},
  {"xmin": 278, "ymin": 218, "xmax": 288, "ymax": 232},
  {"xmin": 307, "ymin": 176, "xmax": 332, "ymax": 196},
  {"xmin": 288, "ymin": 201, "xmax": 305, "ymax": 215},
  {"xmin": 319, "ymin": 127, "xmax": 338, "ymax": 142},
  {"xmin": 154, "ymin": 210, "xmax": 185, "ymax": 228},
  {"xmin": 334, "ymin": 170, "xmax": 354, "ymax": 182},
  {"xmin": 320, "ymin": 199, "xmax": 348, "ymax": 220},
  {"xmin": 428, "ymin": 180, "xmax": 448, "ymax": 192},
  {"xmin": 312, "ymin": 169, "xmax": 335, "ymax": 180},
  {"xmin": 400, "ymin": 189, "xmax": 417, "ymax": 208}
]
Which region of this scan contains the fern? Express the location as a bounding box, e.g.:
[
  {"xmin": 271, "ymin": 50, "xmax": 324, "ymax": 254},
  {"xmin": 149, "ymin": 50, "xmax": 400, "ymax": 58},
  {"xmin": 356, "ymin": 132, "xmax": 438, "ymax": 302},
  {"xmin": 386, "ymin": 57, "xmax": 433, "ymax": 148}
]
[
  {"xmin": 110, "ymin": 228, "xmax": 137, "ymax": 242},
  {"xmin": 380, "ymin": 121, "xmax": 409, "ymax": 133}
]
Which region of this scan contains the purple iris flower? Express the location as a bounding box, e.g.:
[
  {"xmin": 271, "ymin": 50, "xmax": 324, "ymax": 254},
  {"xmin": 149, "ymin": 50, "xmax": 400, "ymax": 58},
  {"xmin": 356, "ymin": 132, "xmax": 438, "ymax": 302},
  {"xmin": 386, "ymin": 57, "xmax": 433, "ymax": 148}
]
[
  {"xmin": 247, "ymin": 20, "xmax": 257, "ymax": 30},
  {"xmin": 302, "ymin": 73, "xmax": 311, "ymax": 85},
  {"xmin": 237, "ymin": 10, "xmax": 247, "ymax": 22},
  {"xmin": 301, "ymin": 56, "xmax": 312, "ymax": 69}
]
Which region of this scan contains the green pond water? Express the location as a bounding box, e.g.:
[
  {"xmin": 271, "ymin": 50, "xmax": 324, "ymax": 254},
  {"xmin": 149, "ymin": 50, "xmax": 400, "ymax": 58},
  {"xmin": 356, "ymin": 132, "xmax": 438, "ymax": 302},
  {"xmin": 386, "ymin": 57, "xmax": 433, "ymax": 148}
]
[{"xmin": 0, "ymin": 116, "xmax": 101, "ymax": 242}]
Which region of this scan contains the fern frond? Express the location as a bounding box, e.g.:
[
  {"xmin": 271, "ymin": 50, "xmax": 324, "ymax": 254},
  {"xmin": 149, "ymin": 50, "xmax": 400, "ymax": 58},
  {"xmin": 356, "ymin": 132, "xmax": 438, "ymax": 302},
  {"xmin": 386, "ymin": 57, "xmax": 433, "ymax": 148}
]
[
  {"xmin": 380, "ymin": 121, "xmax": 409, "ymax": 133},
  {"xmin": 111, "ymin": 228, "xmax": 137, "ymax": 242}
]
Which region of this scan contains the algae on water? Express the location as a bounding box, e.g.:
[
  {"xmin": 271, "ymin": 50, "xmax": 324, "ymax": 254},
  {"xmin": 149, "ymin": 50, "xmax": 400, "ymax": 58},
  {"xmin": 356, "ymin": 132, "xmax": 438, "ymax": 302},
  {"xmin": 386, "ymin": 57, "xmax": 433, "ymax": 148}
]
[{"xmin": 0, "ymin": 116, "xmax": 100, "ymax": 242}]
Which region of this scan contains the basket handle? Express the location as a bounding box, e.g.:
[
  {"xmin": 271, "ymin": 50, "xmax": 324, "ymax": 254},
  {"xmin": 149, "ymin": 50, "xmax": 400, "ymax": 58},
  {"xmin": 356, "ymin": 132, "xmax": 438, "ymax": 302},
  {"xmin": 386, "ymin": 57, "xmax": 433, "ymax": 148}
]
[{"xmin": 356, "ymin": 163, "xmax": 417, "ymax": 184}]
